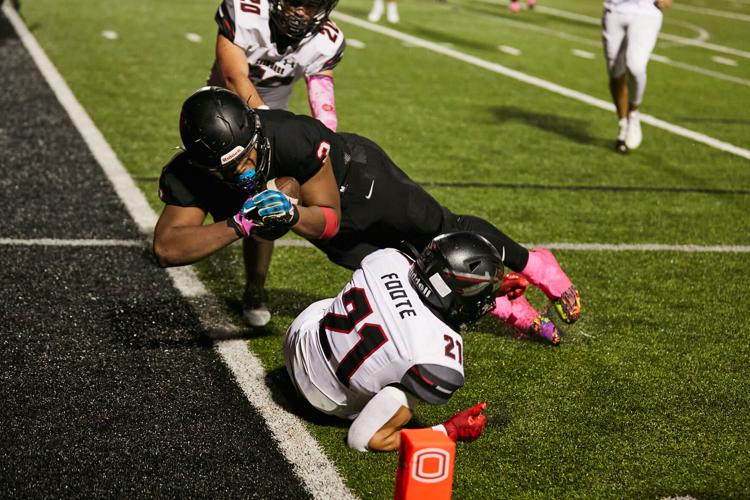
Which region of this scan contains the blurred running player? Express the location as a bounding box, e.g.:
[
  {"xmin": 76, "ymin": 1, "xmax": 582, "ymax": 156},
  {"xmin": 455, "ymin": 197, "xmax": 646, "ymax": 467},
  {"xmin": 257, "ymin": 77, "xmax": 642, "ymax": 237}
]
[
  {"xmin": 602, "ymin": 0, "xmax": 671, "ymax": 153},
  {"xmin": 508, "ymin": 0, "xmax": 536, "ymax": 13},
  {"xmin": 368, "ymin": 0, "xmax": 399, "ymax": 23}
]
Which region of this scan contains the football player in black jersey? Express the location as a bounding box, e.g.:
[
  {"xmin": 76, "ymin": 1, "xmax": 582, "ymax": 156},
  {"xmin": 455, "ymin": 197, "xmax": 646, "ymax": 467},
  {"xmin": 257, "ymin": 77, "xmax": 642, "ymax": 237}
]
[{"xmin": 153, "ymin": 87, "xmax": 581, "ymax": 340}]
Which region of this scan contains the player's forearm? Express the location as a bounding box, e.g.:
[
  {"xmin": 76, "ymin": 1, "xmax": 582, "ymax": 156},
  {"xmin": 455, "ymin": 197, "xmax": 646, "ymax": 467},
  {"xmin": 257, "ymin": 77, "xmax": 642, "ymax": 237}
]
[
  {"xmin": 291, "ymin": 205, "xmax": 340, "ymax": 240},
  {"xmin": 153, "ymin": 221, "xmax": 239, "ymax": 267},
  {"xmin": 306, "ymin": 73, "xmax": 337, "ymax": 131},
  {"xmin": 224, "ymin": 72, "xmax": 265, "ymax": 109},
  {"xmin": 368, "ymin": 428, "xmax": 402, "ymax": 452}
]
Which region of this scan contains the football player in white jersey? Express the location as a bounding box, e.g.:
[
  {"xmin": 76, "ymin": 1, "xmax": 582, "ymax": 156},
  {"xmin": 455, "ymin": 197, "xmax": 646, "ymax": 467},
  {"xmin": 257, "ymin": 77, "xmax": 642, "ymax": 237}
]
[
  {"xmin": 283, "ymin": 232, "xmax": 502, "ymax": 451},
  {"xmin": 207, "ymin": 0, "xmax": 345, "ymax": 327},
  {"xmin": 602, "ymin": 0, "xmax": 672, "ymax": 153}
]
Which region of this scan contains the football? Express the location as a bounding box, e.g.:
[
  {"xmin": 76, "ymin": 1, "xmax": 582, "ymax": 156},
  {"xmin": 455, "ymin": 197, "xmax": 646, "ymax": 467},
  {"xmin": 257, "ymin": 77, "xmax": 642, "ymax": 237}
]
[
  {"xmin": 266, "ymin": 176, "xmax": 300, "ymax": 205},
  {"xmin": 254, "ymin": 176, "xmax": 301, "ymax": 241}
]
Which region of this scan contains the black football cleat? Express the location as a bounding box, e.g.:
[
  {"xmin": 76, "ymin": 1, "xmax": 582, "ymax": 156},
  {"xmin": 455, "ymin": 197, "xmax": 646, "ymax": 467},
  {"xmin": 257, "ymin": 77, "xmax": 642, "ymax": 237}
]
[{"xmin": 615, "ymin": 140, "xmax": 629, "ymax": 154}]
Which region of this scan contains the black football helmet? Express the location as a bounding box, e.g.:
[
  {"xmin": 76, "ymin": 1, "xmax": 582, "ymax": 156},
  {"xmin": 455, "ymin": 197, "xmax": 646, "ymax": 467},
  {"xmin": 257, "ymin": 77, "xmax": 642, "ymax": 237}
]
[
  {"xmin": 269, "ymin": 0, "xmax": 338, "ymax": 40},
  {"xmin": 408, "ymin": 232, "xmax": 504, "ymax": 330},
  {"xmin": 179, "ymin": 86, "xmax": 271, "ymax": 190}
]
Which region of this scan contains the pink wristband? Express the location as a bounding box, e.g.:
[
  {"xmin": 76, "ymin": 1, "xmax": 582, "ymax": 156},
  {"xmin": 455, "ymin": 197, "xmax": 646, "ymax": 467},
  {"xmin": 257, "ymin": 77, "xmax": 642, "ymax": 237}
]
[{"xmin": 318, "ymin": 207, "xmax": 339, "ymax": 240}]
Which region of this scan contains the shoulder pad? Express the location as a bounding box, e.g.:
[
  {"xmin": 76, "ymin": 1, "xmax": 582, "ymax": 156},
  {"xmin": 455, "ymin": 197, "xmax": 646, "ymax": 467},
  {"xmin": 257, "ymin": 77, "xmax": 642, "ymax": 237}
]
[{"xmin": 400, "ymin": 364, "xmax": 464, "ymax": 405}]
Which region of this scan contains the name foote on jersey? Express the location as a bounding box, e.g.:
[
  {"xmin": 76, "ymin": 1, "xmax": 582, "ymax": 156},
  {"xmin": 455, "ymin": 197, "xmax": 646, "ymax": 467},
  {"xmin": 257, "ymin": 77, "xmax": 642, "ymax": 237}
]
[{"xmin": 381, "ymin": 272, "xmax": 416, "ymax": 319}]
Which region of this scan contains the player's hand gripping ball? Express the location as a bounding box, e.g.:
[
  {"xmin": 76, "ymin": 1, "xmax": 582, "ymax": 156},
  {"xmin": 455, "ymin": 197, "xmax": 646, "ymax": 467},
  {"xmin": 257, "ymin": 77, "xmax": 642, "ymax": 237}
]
[{"xmin": 252, "ymin": 176, "xmax": 301, "ymax": 241}]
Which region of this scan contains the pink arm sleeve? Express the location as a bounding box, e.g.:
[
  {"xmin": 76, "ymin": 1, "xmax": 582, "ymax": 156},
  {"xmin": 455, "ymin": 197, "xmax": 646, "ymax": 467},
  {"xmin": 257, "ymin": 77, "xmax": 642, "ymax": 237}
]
[{"xmin": 306, "ymin": 74, "xmax": 338, "ymax": 132}]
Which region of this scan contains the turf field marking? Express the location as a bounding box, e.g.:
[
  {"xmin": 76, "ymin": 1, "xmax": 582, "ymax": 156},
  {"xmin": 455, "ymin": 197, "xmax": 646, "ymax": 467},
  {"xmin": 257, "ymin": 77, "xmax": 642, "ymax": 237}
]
[
  {"xmin": 524, "ymin": 3, "xmax": 750, "ymax": 59},
  {"xmin": 273, "ymin": 239, "xmax": 750, "ymax": 253},
  {"xmin": 572, "ymin": 49, "xmax": 595, "ymax": 59},
  {"xmin": 531, "ymin": 243, "xmax": 750, "ymax": 253},
  {"xmin": 712, "ymin": 56, "xmax": 738, "ymax": 67},
  {"xmin": 3, "ymin": 5, "xmax": 355, "ymax": 499},
  {"xmin": 499, "ymin": 45, "xmax": 522, "ymax": 56},
  {"xmin": 648, "ymin": 54, "xmax": 750, "ymax": 86},
  {"xmin": 0, "ymin": 238, "xmax": 142, "ymax": 247},
  {"xmin": 482, "ymin": 0, "xmax": 750, "ymax": 59},
  {"xmin": 486, "ymin": 13, "xmax": 750, "ymax": 87},
  {"xmin": 332, "ymin": 12, "xmax": 750, "ymax": 160},
  {"xmin": 672, "ymin": 3, "xmax": 750, "ymax": 22}
]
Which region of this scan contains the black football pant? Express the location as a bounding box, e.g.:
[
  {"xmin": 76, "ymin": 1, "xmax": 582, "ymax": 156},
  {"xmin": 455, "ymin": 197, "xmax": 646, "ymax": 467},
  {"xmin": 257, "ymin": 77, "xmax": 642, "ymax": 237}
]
[{"xmin": 311, "ymin": 134, "xmax": 530, "ymax": 273}]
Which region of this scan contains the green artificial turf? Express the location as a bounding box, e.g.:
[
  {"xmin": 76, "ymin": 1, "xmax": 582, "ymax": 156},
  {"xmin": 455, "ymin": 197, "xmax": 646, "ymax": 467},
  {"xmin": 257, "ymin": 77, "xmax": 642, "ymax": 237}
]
[{"xmin": 16, "ymin": 0, "xmax": 750, "ymax": 497}]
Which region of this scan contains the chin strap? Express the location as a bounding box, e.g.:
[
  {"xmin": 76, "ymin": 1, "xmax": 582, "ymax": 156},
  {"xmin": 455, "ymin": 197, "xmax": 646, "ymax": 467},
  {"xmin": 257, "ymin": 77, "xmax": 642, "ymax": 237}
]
[{"xmin": 306, "ymin": 74, "xmax": 337, "ymax": 131}]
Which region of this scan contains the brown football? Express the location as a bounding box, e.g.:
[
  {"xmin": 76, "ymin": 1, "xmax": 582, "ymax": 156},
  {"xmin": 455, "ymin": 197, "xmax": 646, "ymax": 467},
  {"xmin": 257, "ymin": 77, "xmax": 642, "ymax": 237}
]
[
  {"xmin": 254, "ymin": 176, "xmax": 301, "ymax": 241},
  {"xmin": 266, "ymin": 176, "xmax": 300, "ymax": 205}
]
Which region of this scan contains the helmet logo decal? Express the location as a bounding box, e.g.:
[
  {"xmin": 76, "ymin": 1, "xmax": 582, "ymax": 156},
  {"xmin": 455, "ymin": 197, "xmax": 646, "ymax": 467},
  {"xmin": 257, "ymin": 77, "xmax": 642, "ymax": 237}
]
[
  {"xmin": 428, "ymin": 273, "xmax": 452, "ymax": 298},
  {"xmin": 221, "ymin": 145, "xmax": 245, "ymax": 166}
]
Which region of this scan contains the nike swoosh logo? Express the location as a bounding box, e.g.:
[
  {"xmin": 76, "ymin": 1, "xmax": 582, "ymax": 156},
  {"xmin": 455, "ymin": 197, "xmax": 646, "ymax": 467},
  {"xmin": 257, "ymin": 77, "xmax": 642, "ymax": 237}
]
[{"xmin": 364, "ymin": 180, "xmax": 375, "ymax": 199}]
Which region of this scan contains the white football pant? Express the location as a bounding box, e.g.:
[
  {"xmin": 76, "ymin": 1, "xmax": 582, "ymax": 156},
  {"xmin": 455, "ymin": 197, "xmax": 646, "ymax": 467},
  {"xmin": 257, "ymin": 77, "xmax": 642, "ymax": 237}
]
[{"xmin": 602, "ymin": 2, "xmax": 663, "ymax": 106}]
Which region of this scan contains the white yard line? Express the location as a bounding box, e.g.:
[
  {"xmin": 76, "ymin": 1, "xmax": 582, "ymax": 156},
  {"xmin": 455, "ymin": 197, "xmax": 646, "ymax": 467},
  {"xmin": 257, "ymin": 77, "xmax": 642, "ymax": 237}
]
[
  {"xmin": 671, "ymin": 3, "xmax": 750, "ymax": 22},
  {"xmin": 272, "ymin": 239, "xmax": 750, "ymax": 253},
  {"xmin": 333, "ymin": 12, "xmax": 750, "ymax": 161},
  {"xmin": 2, "ymin": 5, "xmax": 355, "ymax": 499},
  {"xmin": 490, "ymin": 12, "xmax": 750, "ymax": 87},
  {"xmin": 0, "ymin": 238, "xmax": 143, "ymax": 247},
  {"xmin": 530, "ymin": 3, "xmax": 750, "ymax": 58},
  {"xmin": 2, "ymin": 237, "xmax": 747, "ymax": 254},
  {"xmin": 484, "ymin": 0, "xmax": 750, "ymax": 58}
]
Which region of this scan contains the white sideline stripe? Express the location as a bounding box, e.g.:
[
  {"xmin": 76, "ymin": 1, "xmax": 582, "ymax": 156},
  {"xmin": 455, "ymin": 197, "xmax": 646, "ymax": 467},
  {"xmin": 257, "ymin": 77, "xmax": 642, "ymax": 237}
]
[
  {"xmin": 2, "ymin": 5, "xmax": 354, "ymax": 499},
  {"xmin": 274, "ymin": 239, "xmax": 750, "ymax": 254},
  {"xmin": 0, "ymin": 238, "xmax": 142, "ymax": 247},
  {"xmin": 333, "ymin": 12, "xmax": 750, "ymax": 161}
]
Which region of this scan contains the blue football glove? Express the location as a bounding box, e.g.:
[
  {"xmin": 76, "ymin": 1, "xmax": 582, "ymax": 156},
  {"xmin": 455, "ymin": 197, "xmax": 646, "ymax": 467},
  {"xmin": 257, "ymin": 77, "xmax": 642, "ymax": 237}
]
[{"xmin": 244, "ymin": 189, "xmax": 300, "ymax": 228}]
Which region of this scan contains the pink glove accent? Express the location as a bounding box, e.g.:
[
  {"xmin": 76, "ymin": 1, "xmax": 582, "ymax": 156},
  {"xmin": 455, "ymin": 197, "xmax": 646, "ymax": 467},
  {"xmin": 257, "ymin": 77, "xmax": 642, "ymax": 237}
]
[
  {"xmin": 230, "ymin": 211, "xmax": 258, "ymax": 238},
  {"xmin": 306, "ymin": 75, "xmax": 337, "ymax": 131},
  {"xmin": 229, "ymin": 196, "xmax": 259, "ymax": 238}
]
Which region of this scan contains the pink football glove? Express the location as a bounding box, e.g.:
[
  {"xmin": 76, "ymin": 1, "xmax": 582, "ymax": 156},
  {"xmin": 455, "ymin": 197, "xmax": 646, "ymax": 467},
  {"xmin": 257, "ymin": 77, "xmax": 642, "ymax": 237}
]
[{"xmin": 442, "ymin": 402, "xmax": 487, "ymax": 442}]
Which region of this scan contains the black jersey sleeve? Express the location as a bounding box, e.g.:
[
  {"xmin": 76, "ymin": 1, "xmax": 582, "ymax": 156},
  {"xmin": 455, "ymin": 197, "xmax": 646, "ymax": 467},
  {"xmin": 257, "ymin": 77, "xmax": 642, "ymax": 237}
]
[
  {"xmin": 399, "ymin": 364, "xmax": 465, "ymax": 405},
  {"xmin": 215, "ymin": 0, "xmax": 236, "ymax": 40},
  {"xmin": 158, "ymin": 151, "xmax": 247, "ymax": 221},
  {"xmin": 268, "ymin": 113, "xmax": 339, "ymax": 184},
  {"xmin": 158, "ymin": 152, "xmax": 204, "ymax": 208}
]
